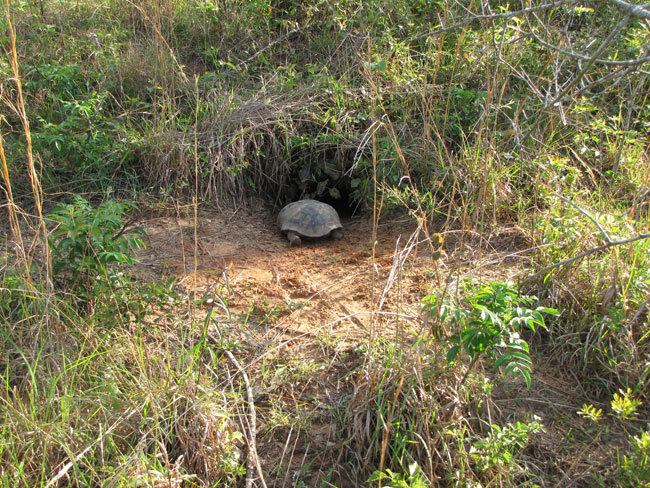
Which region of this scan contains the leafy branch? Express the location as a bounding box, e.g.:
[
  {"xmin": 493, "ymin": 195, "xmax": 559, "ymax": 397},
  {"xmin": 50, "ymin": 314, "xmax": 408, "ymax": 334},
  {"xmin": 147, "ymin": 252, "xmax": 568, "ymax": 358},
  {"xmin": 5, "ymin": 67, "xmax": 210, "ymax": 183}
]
[{"xmin": 422, "ymin": 282, "xmax": 558, "ymax": 388}]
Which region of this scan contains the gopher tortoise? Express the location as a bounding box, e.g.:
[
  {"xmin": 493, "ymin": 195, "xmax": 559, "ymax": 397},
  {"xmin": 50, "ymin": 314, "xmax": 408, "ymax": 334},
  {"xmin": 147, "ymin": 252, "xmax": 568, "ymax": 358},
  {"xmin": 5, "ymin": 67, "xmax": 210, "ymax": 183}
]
[{"xmin": 277, "ymin": 199, "xmax": 343, "ymax": 246}]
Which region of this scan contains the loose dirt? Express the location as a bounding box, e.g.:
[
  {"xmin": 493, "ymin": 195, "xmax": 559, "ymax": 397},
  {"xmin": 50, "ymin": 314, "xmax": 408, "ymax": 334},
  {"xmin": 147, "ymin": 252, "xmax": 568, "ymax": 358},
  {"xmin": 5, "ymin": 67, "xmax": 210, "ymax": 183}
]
[
  {"xmin": 133, "ymin": 203, "xmax": 611, "ymax": 487},
  {"xmin": 136, "ymin": 205, "xmax": 438, "ymax": 344},
  {"xmin": 135, "ymin": 203, "xmax": 530, "ymax": 341}
]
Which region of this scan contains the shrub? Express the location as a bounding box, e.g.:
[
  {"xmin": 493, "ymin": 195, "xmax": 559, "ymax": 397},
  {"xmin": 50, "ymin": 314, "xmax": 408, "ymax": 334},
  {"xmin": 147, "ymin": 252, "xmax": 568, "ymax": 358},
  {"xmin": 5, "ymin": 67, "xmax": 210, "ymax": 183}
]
[
  {"xmin": 47, "ymin": 196, "xmax": 145, "ymax": 293},
  {"xmin": 423, "ymin": 282, "xmax": 559, "ymax": 387}
]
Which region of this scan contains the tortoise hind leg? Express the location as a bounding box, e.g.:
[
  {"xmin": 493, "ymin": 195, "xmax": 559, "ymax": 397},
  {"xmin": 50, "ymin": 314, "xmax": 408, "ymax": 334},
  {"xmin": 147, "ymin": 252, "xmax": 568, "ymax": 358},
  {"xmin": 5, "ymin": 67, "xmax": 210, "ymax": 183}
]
[
  {"xmin": 287, "ymin": 231, "xmax": 302, "ymax": 246},
  {"xmin": 331, "ymin": 229, "xmax": 343, "ymax": 240}
]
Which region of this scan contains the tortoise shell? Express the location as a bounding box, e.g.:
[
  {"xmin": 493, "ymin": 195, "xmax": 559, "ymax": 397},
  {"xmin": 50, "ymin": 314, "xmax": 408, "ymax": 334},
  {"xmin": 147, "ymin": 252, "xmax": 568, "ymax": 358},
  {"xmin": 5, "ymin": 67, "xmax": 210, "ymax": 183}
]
[{"xmin": 277, "ymin": 200, "xmax": 343, "ymax": 239}]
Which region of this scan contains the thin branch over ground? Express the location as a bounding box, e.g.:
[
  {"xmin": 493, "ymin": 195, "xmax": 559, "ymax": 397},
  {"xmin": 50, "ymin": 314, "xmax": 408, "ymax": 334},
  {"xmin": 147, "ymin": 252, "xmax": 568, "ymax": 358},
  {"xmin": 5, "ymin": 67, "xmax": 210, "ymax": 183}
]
[{"xmin": 525, "ymin": 233, "xmax": 650, "ymax": 282}]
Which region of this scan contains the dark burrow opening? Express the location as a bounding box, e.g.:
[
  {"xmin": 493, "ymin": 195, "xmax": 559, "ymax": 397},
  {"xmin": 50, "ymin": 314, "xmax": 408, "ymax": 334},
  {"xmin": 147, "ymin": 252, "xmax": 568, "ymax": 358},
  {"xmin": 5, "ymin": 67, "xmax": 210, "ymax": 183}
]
[
  {"xmin": 275, "ymin": 155, "xmax": 364, "ymax": 219},
  {"xmin": 313, "ymin": 186, "xmax": 360, "ymax": 219}
]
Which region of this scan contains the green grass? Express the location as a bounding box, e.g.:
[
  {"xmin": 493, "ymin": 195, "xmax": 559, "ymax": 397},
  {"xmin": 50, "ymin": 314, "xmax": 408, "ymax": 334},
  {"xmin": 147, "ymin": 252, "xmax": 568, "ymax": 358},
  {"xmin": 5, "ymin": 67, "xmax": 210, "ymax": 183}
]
[{"xmin": 0, "ymin": 271, "xmax": 245, "ymax": 486}]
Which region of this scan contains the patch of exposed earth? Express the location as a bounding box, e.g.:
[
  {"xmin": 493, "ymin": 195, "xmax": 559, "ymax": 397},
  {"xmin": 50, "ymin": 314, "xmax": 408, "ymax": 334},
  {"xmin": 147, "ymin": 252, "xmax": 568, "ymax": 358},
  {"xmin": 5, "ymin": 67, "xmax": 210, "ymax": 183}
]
[
  {"xmin": 132, "ymin": 204, "xmax": 614, "ymax": 486},
  {"xmin": 137, "ymin": 205, "xmax": 437, "ymax": 345},
  {"xmin": 135, "ymin": 204, "xmax": 529, "ymax": 341}
]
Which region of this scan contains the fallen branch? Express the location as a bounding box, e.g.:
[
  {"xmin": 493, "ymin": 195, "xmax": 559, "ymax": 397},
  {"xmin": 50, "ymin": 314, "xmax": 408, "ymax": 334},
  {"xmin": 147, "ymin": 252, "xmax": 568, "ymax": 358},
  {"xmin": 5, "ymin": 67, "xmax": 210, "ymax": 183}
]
[
  {"xmin": 205, "ymin": 309, "xmax": 266, "ymax": 488},
  {"xmin": 525, "ymin": 233, "xmax": 650, "ymax": 282},
  {"xmin": 223, "ymin": 347, "xmax": 267, "ymax": 488},
  {"xmin": 553, "ymin": 193, "xmax": 611, "ymax": 243},
  {"xmin": 45, "ymin": 408, "xmax": 139, "ymax": 488}
]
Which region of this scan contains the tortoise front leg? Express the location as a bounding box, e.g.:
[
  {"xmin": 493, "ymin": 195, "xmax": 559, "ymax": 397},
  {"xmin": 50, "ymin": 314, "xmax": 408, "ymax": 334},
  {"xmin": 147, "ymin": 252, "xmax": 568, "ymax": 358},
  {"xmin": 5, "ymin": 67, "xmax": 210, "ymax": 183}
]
[
  {"xmin": 330, "ymin": 229, "xmax": 343, "ymax": 240},
  {"xmin": 286, "ymin": 231, "xmax": 302, "ymax": 246}
]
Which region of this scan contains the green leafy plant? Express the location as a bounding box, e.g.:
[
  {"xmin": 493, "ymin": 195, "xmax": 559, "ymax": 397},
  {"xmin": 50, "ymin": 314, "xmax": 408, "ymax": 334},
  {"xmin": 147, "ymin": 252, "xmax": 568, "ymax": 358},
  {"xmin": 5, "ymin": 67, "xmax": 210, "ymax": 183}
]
[
  {"xmin": 447, "ymin": 87, "xmax": 487, "ymax": 146},
  {"xmin": 470, "ymin": 419, "xmax": 544, "ymax": 481},
  {"xmin": 47, "ymin": 196, "xmax": 145, "ymax": 292},
  {"xmin": 93, "ymin": 275, "xmax": 179, "ymax": 326},
  {"xmin": 612, "ymin": 388, "xmax": 642, "ymax": 421},
  {"xmin": 578, "ymin": 403, "xmax": 604, "ymax": 422},
  {"xmin": 576, "ymin": 390, "xmax": 648, "ymax": 486},
  {"xmin": 618, "ymin": 427, "xmax": 650, "ymax": 487},
  {"xmin": 32, "ymin": 91, "xmax": 130, "ymax": 186},
  {"xmin": 610, "ymin": 392, "xmax": 648, "ymax": 486},
  {"xmin": 24, "ymin": 60, "xmax": 140, "ymax": 192},
  {"xmin": 422, "ymin": 282, "xmax": 559, "ymax": 387},
  {"xmin": 368, "ymin": 462, "xmax": 430, "ymax": 488}
]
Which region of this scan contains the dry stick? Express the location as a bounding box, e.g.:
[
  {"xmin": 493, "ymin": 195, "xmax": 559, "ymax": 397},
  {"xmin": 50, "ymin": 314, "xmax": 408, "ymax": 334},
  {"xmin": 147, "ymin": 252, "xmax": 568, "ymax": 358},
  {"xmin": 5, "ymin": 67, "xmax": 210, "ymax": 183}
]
[
  {"xmin": 546, "ymin": 13, "xmax": 632, "ymax": 108},
  {"xmin": 378, "ymin": 375, "xmax": 405, "ymax": 482},
  {"xmin": 525, "ymin": 233, "xmax": 650, "ymax": 282},
  {"xmin": 110, "ymin": 216, "xmax": 141, "ymax": 242},
  {"xmin": 369, "ymin": 63, "xmax": 380, "ymax": 345},
  {"xmin": 552, "ymin": 433, "xmax": 605, "ymax": 488},
  {"xmin": 553, "ymin": 193, "xmax": 611, "ymax": 243},
  {"xmin": 277, "ymin": 425, "xmax": 295, "ymax": 488},
  {"xmin": 528, "ymin": 30, "xmax": 650, "ymax": 66},
  {"xmin": 410, "ymin": 0, "xmax": 580, "ymax": 42},
  {"xmin": 281, "ymin": 430, "xmax": 305, "ymax": 488},
  {"xmin": 346, "ymin": 118, "xmax": 382, "ymax": 178},
  {"xmin": 376, "ymin": 227, "xmax": 423, "ymax": 314},
  {"xmin": 44, "ymin": 408, "xmax": 139, "ymax": 488},
  {"xmin": 193, "ymin": 76, "xmax": 200, "ymax": 290},
  {"xmin": 610, "ymin": 0, "xmax": 650, "ymax": 20},
  {"xmin": 564, "ymin": 58, "xmax": 647, "ymax": 112},
  {"xmin": 235, "ymin": 27, "xmax": 305, "ymax": 70},
  {"xmin": 223, "ymin": 349, "xmax": 267, "ymax": 488},
  {"xmin": 617, "ymin": 188, "xmax": 650, "ymax": 218}
]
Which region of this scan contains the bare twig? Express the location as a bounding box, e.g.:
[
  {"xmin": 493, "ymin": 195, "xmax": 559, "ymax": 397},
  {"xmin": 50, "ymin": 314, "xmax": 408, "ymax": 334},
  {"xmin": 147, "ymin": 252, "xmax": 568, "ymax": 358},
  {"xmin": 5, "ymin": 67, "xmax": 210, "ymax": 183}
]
[
  {"xmin": 235, "ymin": 27, "xmax": 305, "ymax": 69},
  {"xmin": 609, "ymin": 0, "xmax": 650, "ymax": 20},
  {"xmin": 563, "ymin": 56, "xmax": 647, "ymax": 102},
  {"xmin": 45, "ymin": 409, "xmax": 139, "ymax": 488},
  {"xmin": 408, "ymin": 0, "xmax": 650, "ymax": 114},
  {"xmin": 223, "ymin": 349, "xmax": 267, "ymax": 488},
  {"xmin": 553, "ymin": 193, "xmax": 611, "ymax": 243},
  {"xmin": 376, "ymin": 226, "xmax": 423, "ymax": 313},
  {"xmin": 529, "ymin": 31, "xmax": 650, "ymax": 67},
  {"xmin": 110, "ymin": 216, "xmax": 141, "ymax": 242},
  {"xmin": 526, "ymin": 233, "xmax": 650, "ymax": 281},
  {"xmin": 627, "ymin": 294, "xmax": 650, "ymax": 329},
  {"xmin": 410, "ymin": 0, "xmax": 580, "ymax": 42},
  {"xmin": 193, "ymin": 76, "xmax": 200, "ymax": 290},
  {"xmin": 617, "ymin": 188, "xmax": 650, "ymax": 218},
  {"xmin": 546, "ymin": 13, "xmax": 632, "ymax": 107}
]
